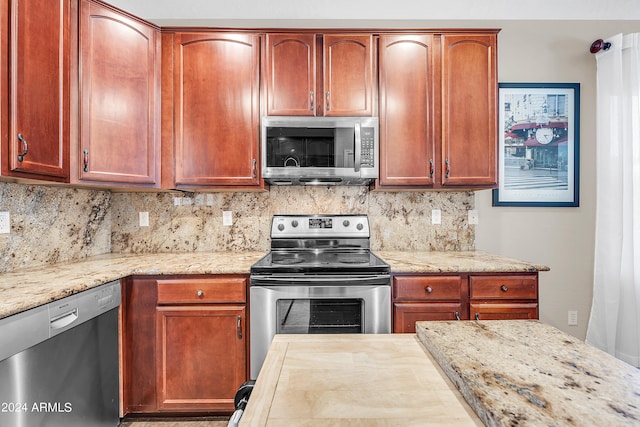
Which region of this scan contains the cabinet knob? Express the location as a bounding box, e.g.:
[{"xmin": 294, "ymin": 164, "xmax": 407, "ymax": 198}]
[
  {"xmin": 196, "ymin": 289, "xmax": 204, "ymax": 297},
  {"xmin": 455, "ymin": 311, "xmax": 460, "ymax": 321},
  {"xmin": 500, "ymin": 285, "xmax": 508, "ymax": 292},
  {"xmin": 425, "ymin": 286, "xmax": 433, "ymax": 294}
]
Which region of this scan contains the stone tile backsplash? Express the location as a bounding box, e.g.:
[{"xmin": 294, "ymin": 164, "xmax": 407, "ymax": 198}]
[
  {"xmin": 0, "ymin": 182, "xmax": 111, "ymax": 273},
  {"xmin": 110, "ymin": 186, "xmax": 475, "ymax": 253},
  {"xmin": 0, "ymin": 183, "xmax": 475, "ymax": 273}
]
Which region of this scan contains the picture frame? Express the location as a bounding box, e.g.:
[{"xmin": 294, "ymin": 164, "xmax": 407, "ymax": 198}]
[{"xmin": 492, "ymin": 83, "xmax": 580, "ymax": 207}]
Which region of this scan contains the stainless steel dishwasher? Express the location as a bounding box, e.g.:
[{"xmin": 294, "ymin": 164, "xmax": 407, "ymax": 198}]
[{"xmin": 0, "ymin": 280, "xmax": 121, "ymax": 427}]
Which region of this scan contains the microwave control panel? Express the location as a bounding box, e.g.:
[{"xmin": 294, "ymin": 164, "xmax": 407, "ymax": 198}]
[{"xmin": 360, "ymin": 127, "xmax": 375, "ymax": 168}]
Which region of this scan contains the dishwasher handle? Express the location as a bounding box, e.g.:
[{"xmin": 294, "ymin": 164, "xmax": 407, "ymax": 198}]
[{"xmin": 50, "ymin": 308, "xmax": 79, "ymax": 330}]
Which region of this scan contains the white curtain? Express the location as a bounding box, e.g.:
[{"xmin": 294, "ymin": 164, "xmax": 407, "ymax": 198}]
[{"xmin": 586, "ymin": 33, "xmax": 640, "ymax": 367}]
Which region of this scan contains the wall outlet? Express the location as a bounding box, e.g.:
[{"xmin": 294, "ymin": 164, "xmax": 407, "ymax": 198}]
[
  {"xmin": 568, "ymin": 310, "xmax": 578, "ymax": 326},
  {"xmin": 0, "ymin": 211, "xmax": 10, "ymax": 234},
  {"xmin": 139, "ymin": 212, "xmax": 149, "ymax": 227},
  {"xmin": 431, "ymin": 209, "xmax": 441, "ymax": 225},
  {"xmin": 223, "ymin": 210, "xmax": 233, "ymax": 226},
  {"xmin": 468, "ymin": 209, "xmax": 479, "ymax": 225}
]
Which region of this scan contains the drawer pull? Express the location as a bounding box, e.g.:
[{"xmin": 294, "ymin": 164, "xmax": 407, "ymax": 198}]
[
  {"xmin": 475, "ymin": 313, "xmax": 480, "ymax": 320},
  {"xmin": 500, "ymin": 285, "xmax": 508, "ymax": 292},
  {"xmin": 196, "ymin": 289, "xmax": 204, "ymax": 298},
  {"xmin": 455, "ymin": 312, "xmax": 460, "ymax": 321},
  {"xmin": 237, "ymin": 316, "xmax": 242, "ymax": 339},
  {"xmin": 425, "ymin": 286, "xmax": 433, "ymax": 294}
]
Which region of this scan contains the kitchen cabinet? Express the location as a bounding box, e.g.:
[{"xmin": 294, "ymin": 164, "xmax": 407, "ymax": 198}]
[
  {"xmin": 393, "ymin": 275, "xmax": 467, "ymax": 333},
  {"xmin": 1, "ymin": 0, "xmax": 70, "ymax": 182},
  {"xmin": 378, "ymin": 34, "xmax": 435, "ymax": 187},
  {"xmin": 121, "ymin": 275, "xmax": 248, "ymax": 415},
  {"xmin": 264, "ymin": 33, "xmax": 374, "ymax": 116},
  {"xmin": 74, "ymin": 0, "xmax": 161, "ymax": 187},
  {"xmin": 469, "ymin": 274, "xmax": 538, "ymax": 320},
  {"xmin": 163, "ymin": 32, "xmax": 262, "ymax": 189},
  {"xmin": 392, "ymin": 272, "xmax": 538, "ymax": 332},
  {"xmin": 377, "ymin": 31, "xmax": 497, "ymax": 189}
]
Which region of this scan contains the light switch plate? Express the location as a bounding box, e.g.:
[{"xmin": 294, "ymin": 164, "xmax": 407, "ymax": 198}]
[
  {"xmin": 468, "ymin": 209, "xmax": 479, "ymax": 225},
  {"xmin": 0, "ymin": 211, "xmax": 10, "ymax": 234},
  {"xmin": 139, "ymin": 212, "xmax": 149, "ymax": 227},
  {"xmin": 431, "ymin": 209, "xmax": 441, "ymax": 225},
  {"xmin": 568, "ymin": 310, "xmax": 578, "ymax": 326},
  {"xmin": 223, "ymin": 211, "xmax": 233, "ymax": 226}
]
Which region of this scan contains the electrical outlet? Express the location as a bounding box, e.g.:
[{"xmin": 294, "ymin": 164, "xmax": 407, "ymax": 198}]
[
  {"xmin": 0, "ymin": 211, "xmax": 9, "ymax": 234},
  {"xmin": 431, "ymin": 209, "xmax": 441, "ymax": 225},
  {"xmin": 468, "ymin": 209, "xmax": 479, "ymax": 225},
  {"xmin": 223, "ymin": 211, "xmax": 233, "ymax": 226},
  {"xmin": 139, "ymin": 212, "xmax": 149, "ymax": 227},
  {"xmin": 568, "ymin": 310, "xmax": 578, "ymax": 326}
]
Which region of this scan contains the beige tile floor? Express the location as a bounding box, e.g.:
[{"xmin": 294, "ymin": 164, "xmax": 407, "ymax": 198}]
[{"xmin": 119, "ymin": 418, "xmax": 228, "ymax": 427}]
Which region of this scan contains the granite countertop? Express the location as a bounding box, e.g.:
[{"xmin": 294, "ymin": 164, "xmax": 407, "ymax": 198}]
[
  {"xmin": 0, "ymin": 251, "xmax": 267, "ymax": 320},
  {"xmin": 0, "ymin": 250, "xmax": 548, "ymax": 320},
  {"xmin": 416, "ymin": 320, "xmax": 640, "ymax": 426},
  {"xmin": 240, "ymin": 334, "xmax": 483, "ymax": 426},
  {"xmin": 378, "ymin": 250, "xmax": 550, "ymax": 273}
]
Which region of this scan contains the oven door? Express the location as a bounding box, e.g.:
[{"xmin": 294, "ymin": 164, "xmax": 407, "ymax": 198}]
[{"xmin": 249, "ymin": 278, "xmax": 390, "ymax": 379}]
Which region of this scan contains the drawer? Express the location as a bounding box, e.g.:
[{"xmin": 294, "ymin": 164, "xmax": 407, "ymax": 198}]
[
  {"xmin": 469, "ymin": 275, "xmax": 537, "ymax": 300},
  {"xmin": 157, "ymin": 277, "xmax": 247, "ymax": 304},
  {"xmin": 393, "ymin": 276, "xmax": 462, "ymax": 301}
]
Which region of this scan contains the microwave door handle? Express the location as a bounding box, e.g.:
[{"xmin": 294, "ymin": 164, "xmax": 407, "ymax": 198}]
[{"xmin": 354, "ymin": 122, "xmax": 362, "ymax": 172}]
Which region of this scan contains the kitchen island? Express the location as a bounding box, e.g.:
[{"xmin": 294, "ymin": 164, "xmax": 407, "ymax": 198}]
[{"xmin": 240, "ymin": 321, "xmax": 640, "ymax": 426}]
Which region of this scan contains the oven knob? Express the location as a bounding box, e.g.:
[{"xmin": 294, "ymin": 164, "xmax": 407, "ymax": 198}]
[
  {"xmin": 356, "ymin": 223, "xmax": 364, "ymax": 230},
  {"xmin": 291, "ymin": 220, "xmax": 299, "ymax": 228},
  {"xmin": 277, "ymin": 224, "xmax": 285, "ymax": 231},
  {"xmin": 343, "ymin": 220, "xmax": 350, "ymax": 227}
]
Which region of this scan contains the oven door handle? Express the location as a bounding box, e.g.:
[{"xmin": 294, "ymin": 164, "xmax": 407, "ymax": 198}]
[{"xmin": 251, "ymin": 274, "xmax": 390, "ymax": 286}]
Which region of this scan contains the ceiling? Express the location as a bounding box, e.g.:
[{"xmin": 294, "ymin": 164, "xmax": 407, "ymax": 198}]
[{"xmin": 106, "ymin": 0, "xmax": 640, "ymax": 27}]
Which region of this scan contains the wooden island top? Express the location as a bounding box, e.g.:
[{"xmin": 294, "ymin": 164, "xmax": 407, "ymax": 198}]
[{"xmin": 239, "ymin": 334, "xmax": 482, "ymax": 426}]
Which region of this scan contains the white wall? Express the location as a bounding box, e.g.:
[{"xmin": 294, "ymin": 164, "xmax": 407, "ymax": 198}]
[{"xmin": 476, "ymin": 21, "xmax": 640, "ymax": 339}]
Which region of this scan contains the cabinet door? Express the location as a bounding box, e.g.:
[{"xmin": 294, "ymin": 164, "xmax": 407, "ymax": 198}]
[
  {"xmin": 265, "ymin": 33, "xmax": 316, "ymax": 116},
  {"xmin": 173, "ymin": 33, "xmax": 260, "ymax": 187},
  {"xmin": 378, "ymin": 34, "xmax": 435, "ymax": 187},
  {"xmin": 394, "ymin": 302, "xmax": 463, "ymax": 333},
  {"xmin": 77, "ymin": 0, "xmax": 160, "ymax": 186},
  {"xmin": 156, "ymin": 305, "xmax": 246, "ymax": 412},
  {"xmin": 323, "ymin": 34, "xmax": 373, "ymax": 116},
  {"xmin": 4, "ymin": 0, "xmax": 70, "ymax": 181},
  {"xmin": 440, "ymin": 33, "xmax": 497, "ymax": 187}
]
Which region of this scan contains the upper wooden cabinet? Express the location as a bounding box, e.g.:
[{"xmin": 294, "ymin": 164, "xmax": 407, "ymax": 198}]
[
  {"xmin": 1, "ymin": 0, "xmax": 70, "ymax": 182},
  {"xmin": 377, "ymin": 31, "xmax": 498, "ymax": 189},
  {"xmin": 163, "ymin": 32, "xmax": 262, "ymax": 189},
  {"xmin": 440, "ymin": 34, "xmax": 497, "ymax": 187},
  {"xmin": 264, "ymin": 33, "xmax": 374, "ymax": 117},
  {"xmin": 378, "ymin": 34, "xmax": 435, "ymax": 187},
  {"xmin": 75, "ymin": 0, "xmax": 161, "ymax": 187}
]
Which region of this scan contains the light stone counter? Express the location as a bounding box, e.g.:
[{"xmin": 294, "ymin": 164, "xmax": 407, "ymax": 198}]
[
  {"xmin": 377, "ymin": 251, "xmax": 549, "ymax": 273},
  {"xmin": 0, "ymin": 250, "xmax": 547, "ymax": 321},
  {"xmin": 416, "ymin": 320, "xmax": 640, "ymax": 426},
  {"xmin": 0, "ymin": 252, "xmax": 267, "ymax": 320}
]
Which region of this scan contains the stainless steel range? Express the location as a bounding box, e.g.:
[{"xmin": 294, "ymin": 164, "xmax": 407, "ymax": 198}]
[{"xmin": 249, "ymin": 214, "xmax": 391, "ymax": 379}]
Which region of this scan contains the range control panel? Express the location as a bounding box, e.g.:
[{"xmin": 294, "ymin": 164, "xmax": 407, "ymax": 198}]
[{"xmin": 271, "ymin": 215, "xmax": 370, "ymax": 238}]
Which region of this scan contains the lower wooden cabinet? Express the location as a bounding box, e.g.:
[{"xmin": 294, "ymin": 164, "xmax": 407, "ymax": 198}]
[
  {"xmin": 469, "ymin": 275, "xmax": 539, "ymax": 320},
  {"xmin": 392, "ymin": 273, "xmax": 538, "ymax": 332},
  {"xmin": 121, "ymin": 275, "xmax": 248, "ymax": 416}
]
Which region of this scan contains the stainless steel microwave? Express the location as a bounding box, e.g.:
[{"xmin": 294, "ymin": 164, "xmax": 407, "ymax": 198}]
[{"xmin": 261, "ymin": 116, "xmax": 379, "ymax": 185}]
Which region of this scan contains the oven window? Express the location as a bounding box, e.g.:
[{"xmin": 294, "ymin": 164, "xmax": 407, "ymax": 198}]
[{"xmin": 276, "ymin": 299, "xmax": 363, "ymax": 334}]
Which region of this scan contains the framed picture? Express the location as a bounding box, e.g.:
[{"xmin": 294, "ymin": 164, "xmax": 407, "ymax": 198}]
[{"xmin": 492, "ymin": 83, "xmax": 580, "ymax": 207}]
